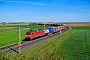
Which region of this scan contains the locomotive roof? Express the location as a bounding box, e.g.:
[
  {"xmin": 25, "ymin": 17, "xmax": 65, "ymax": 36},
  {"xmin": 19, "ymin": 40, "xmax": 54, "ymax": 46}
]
[{"xmin": 26, "ymin": 30, "xmax": 43, "ymax": 33}]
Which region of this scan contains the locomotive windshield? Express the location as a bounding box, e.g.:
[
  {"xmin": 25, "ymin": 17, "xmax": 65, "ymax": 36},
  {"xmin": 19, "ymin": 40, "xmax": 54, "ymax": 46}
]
[{"xmin": 26, "ymin": 32, "xmax": 30, "ymax": 35}]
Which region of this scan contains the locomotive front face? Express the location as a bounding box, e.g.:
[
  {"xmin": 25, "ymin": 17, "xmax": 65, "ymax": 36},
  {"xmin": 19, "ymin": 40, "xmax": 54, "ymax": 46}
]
[{"xmin": 26, "ymin": 32, "xmax": 31, "ymax": 38}]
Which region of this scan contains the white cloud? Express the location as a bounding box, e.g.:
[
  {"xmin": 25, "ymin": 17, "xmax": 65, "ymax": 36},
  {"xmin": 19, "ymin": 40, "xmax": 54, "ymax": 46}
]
[
  {"xmin": 0, "ymin": 8, "xmax": 11, "ymax": 10},
  {"xmin": 0, "ymin": 10, "xmax": 31, "ymax": 17},
  {"xmin": 66, "ymin": 6, "xmax": 79, "ymax": 8},
  {"xmin": 1, "ymin": 1, "xmax": 54, "ymax": 6},
  {"xmin": 63, "ymin": 14, "xmax": 73, "ymax": 15},
  {"xmin": 81, "ymin": 9, "xmax": 90, "ymax": 11}
]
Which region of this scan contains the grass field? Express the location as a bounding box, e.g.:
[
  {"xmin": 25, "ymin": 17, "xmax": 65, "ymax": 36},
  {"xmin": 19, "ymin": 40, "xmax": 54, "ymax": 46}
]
[
  {"xmin": 0, "ymin": 23, "xmax": 90, "ymax": 60},
  {"xmin": 73, "ymin": 26, "xmax": 90, "ymax": 30},
  {"xmin": 58, "ymin": 27, "xmax": 90, "ymax": 60},
  {"xmin": 58, "ymin": 30, "xmax": 90, "ymax": 60},
  {"xmin": 0, "ymin": 23, "xmax": 51, "ymax": 30},
  {"xmin": 9, "ymin": 28, "xmax": 76, "ymax": 60},
  {"xmin": 8, "ymin": 26, "xmax": 90, "ymax": 60},
  {"xmin": 0, "ymin": 24, "xmax": 51, "ymax": 47}
]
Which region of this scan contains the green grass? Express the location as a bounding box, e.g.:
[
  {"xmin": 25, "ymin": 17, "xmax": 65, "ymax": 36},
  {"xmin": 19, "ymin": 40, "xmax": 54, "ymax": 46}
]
[
  {"xmin": 57, "ymin": 27, "xmax": 90, "ymax": 60},
  {"xmin": 0, "ymin": 24, "xmax": 51, "ymax": 47},
  {"xmin": 1, "ymin": 24, "xmax": 90, "ymax": 60},
  {"xmin": 2, "ymin": 26, "xmax": 89, "ymax": 60},
  {"xmin": 72, "ymin": 26, "xmax": 90, "ymax": 30},
  {"xmin": 0, "ymin": 24, "xmax": 51, "ymax": 30},
  {"xmin": 0, "ymin": 29, "xmax": 27, "ymax": 47},
  {"xmin": 10, "ymin": 29, "xmax": 76, "ymax": 60}
]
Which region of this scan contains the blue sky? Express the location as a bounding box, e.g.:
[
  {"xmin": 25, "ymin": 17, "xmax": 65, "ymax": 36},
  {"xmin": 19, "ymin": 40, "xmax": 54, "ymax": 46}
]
[{"xmin": 0, "ymin": 0, "xmax": 90, "ymax": 22}]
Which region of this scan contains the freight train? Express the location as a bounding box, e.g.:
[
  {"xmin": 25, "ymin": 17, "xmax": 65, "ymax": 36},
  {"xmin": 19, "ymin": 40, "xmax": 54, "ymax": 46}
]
[{"xmin": 25, "ymin": 24, "xmax": 67, "ymax": 40}]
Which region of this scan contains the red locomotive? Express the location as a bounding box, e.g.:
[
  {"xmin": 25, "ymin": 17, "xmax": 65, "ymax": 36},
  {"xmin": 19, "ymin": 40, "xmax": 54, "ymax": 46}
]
[{"xmin": 26, "ymin": 30, "xmax": 45, "ymax": 40}]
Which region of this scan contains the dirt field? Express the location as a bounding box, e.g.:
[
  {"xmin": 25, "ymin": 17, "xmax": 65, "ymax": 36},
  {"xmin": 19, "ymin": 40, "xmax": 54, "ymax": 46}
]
[{"xmin": 66, "ymin": 23, "xmax": 90, "ymax": 26}]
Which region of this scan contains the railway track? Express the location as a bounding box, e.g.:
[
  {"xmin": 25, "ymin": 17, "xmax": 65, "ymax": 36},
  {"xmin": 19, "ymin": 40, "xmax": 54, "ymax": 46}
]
[{"xmin": 0, "ymin": 27, "xmax": 69, "ymax": 56}]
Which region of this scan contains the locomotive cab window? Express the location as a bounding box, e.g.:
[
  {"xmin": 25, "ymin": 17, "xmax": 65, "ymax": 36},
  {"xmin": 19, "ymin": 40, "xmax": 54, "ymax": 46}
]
[{"xmin": 26, "ymin": 32, "xmax": 30, "ymax": 35}]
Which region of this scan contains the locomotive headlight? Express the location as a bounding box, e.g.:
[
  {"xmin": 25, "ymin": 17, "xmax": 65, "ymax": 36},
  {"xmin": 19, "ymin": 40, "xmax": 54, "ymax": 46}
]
[
  {"xmin": 26, "ymin": 35, "xmax": 27, "ymax": 37},
  {"xmin": 26, "ymin": 35, "xmax": 30, "ymax": 37}
]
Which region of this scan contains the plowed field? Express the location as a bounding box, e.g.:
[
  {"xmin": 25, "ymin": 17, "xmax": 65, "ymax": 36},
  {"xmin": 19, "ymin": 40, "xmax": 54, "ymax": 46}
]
[{"xmin": 66, "ymin": 23, "xmax": 90, "ymax": 26}]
